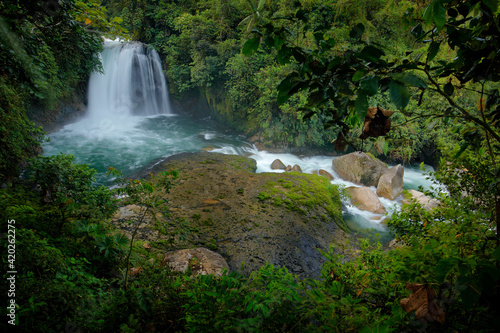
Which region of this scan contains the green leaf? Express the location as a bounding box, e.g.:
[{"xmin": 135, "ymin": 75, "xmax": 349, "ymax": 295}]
[
  {"xmin": 277, "ymin": 73, "xmax": 302, "ymax": 104},
  {"xmin": 424, "ymin": 0, "xmax": 447, "ymax": 30},
  {"xmin": 483, "ymin": 0, "xmax": 499, "ymax": 13},
  {"xmin": 493, "ymin": 246, "xmax": 500, "ymax": 261},
  {"xmin": 436, "ymin": 257, "xmax": 459, "ymax": 282},
  {"xmin": 360, "ymin": 75, "xmax": 379, "ymax": 96},
  {"xmin": 277, "ymin": 46, "xmax": 293, "ymax": 64},
  {"xmin": 352, "ymin": 70, "xmax": 365, "ymax": 82},
  {"xmin": 355, "ymin": 94, "xmax": 368, "ymax": 119},
  {"xmin": 399, "ymin": 73, "xmax": 428, "ymax": 89},
  {"xmin": 443, "ymin": 82, "xmax": 454, "ymax": 96},
  {"xmin": 292, "ymin": 48, "xmax": 306, "ymax": 63},
  {"xmin": 427, "ymin": 41, "xmax": 441, "ymax": 62},
  {"xmin": 349, "ymin": 23, "xmax": 365, "ymax": 39},
  {"xmin": 460, "ymin": 283, "xmax": 481, "ymax": 310},
  {"xmin": 242, "ymin": 37, "xmax": 260, "ymax": 56},
  {"xmin": 389, "ymin": 80, "xmax": 410, "ymax": 110},
  {"xmin": 307, "ymin": 90, "xmax": 324, "ymax": 107},
  {"xmin": 358, "ymin": 45, "xmax": 385, "ymax": 62},
  {"xmin": 411, "ymin": 23, "xmax": 424, "ymax": 39}
]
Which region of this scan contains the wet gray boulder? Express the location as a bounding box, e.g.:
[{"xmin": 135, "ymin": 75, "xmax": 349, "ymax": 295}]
[
  {"xmin": 332, "ymin": 152, "xmax": 388, "ymax": 186},
  {"xmin": 377, "ymin": 164, "xmax": 404, "ymax": 200},
  {"xmin": 347, "ymin": 186, "xmax": 386, "ymax": 214}
]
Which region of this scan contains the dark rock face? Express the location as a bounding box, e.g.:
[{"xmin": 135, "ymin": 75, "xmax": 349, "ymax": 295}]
[
  {"xmin": 130, "ymin": 152, "xmax": 350, "ymax": 279},
  {"xmin": 28, "ymin": 89, "xmax": 87, "ymax": 132}
]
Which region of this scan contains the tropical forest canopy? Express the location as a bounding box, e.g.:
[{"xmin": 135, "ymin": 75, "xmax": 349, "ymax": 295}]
[{"xmin": 1, "ymin": 0, "xmax": 500, "ymax": 332}]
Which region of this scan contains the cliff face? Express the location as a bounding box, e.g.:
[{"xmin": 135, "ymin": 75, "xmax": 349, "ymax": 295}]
[{"xmin": 27, "ymin": 86, "xmax": 87, "ymax": 133}]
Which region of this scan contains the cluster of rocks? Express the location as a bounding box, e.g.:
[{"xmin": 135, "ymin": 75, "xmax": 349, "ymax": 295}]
[
  {"xmin": 332, "ymin": 152, "xmax": 404, "ymax": 215},
  {"xmin": 270, "ymin": 158, "xmax": 334, "ymax": 180},
  {"xmin": 270, "ymin": 152, "xmax": 437, "ymax": 217},
  {"xmin": 270, "ymin": 152, "xmax": 403, "ymax": 216}
]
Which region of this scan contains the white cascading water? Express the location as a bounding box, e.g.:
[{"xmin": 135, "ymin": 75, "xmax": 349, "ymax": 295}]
[{"xmin": 88, "ymin": 40, "xmax": 171, "ymax": 119}]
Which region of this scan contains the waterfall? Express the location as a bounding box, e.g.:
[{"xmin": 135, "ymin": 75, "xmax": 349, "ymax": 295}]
[{"xmin": 86, "ymin": 40, "xmax": 171, "ymax": 125}]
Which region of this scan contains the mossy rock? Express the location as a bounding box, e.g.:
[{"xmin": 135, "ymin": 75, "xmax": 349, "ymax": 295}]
[{"xmin": 124, "ymin": 152, "xmax": 350, "ymax": 279}]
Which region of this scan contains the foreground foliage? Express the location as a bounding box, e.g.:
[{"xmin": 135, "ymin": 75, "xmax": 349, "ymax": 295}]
[{"xmin": 1, "ymin": 153, "xmax": 498, "ymax": 332}]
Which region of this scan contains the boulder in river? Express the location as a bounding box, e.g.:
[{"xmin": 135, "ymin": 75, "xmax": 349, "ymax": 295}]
[
  {"xmin": 291, "ymin": 164, "xmax": 302, "ymax": 173},
  {"xmin": 130, "ymin": 152, "xmax": 350, "ymax": 279},
  {"xmin": 403, "ymin": 189, "xmax": 440, "ymax": 211},
  {"xmin": 332, "ymin": 152, "xmax": 388, "ymax": 186},
  {"xmin": 271, "ymin": 159, "xmax": 286, "ymax": 170},
  {"xmin": 347, "ymin": 186, "xmax": 386, "ymax": 214},
  {"xmin": 318, "ymin": 169, "xmax": 334, "ymax": 180},
  {"xmin": 376, "ymin": 164, "xmax": 404, "ymax": 200}
]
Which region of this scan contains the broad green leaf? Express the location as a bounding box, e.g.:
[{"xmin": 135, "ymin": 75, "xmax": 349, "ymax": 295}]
[
  {"xmin": 307, "ymin": 90, "xmax": 324, "ymax": 107},
  {"xmin": 355, "ymin": 94, "xmax": 368, "ymax": 119},
  {"xmin": 397, "ymin": 73, "xmax": 427, "ymax": 89},
  {"xmin": 360, "ymin": 75, "xmax": 379, "ymax": 96},
  {"xmin": 427, "ymin": 41, "xmax": 441, "ymax": 62},
  {"xmin": 389, "ymin": 80, "xmax": 410, "ymax": 110},
  {"xmin": 435, "ymin": 257, "xmax": 459, "ymax": 282},
  {"xmin": 493, "ymin": 245, "xmax": 500, "ymax": 261},
  {"xmin": 483, "ymin": 0, "xmax": 499, "ymax": 13},
  {"xmin": 443, "ymin": 82, "xmax": 454, "ymax": 96},
  {"xmin": 277, "ymin": 46, "xmax": 293, "ymax": 64},
  {"xmin": 352, "ymin": 70, "xmax": 365, "ymax": 82},
  {"xmin": 242, "ymin": 37, "xmax": 260, "ymax": 56},
  {"xmin": 277, "ymin": 73, "xmax": 301, "ymax": 104},
  {"xmin": 349, "ymin": 23, "xmax": 365, "ymax": 39},
  {"xmin": 358, "ymin": 45, "xmax": 385, "ymax": 62},
  {"xmin": 460, "ymin": 283, "xmax": 481, "ymax": 310},
  {"xmin": 411, "ymin": 23, "xmax": 424, "ymax": 39},
  {"xmin": 424, "ymin": 0, "xmax": 447, "ymax": 30},
  {"xmin": 292, "ymin": 48, "xmax": 306, "ymax": 63}
]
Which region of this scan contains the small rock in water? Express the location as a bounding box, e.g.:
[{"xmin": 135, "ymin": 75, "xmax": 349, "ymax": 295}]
[
  {"xmin": 271, "ymin": 159, "xmax": 286, "ymax": 170},
  {"xmin": 318, "ymin": 169, "xmax": 334, "ymax": 180},
  {"xmin": 291, "ymin": 164, "xmax": 302, "ymax": 173}
]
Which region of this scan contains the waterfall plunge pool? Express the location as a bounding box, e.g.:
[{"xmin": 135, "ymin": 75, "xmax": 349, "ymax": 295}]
[{"xmin": 43, "ymin": 40, "xmax": 440, "ymax": 239}]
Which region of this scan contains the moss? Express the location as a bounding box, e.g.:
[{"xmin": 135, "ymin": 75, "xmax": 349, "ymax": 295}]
[{"xmin": 257, "ymin": 173, "xmax": 346, "ymax": 230}]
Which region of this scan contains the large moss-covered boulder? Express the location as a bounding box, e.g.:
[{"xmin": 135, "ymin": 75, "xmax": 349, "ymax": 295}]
[
  {"xmin": 126, "ymin": 152, "xmax": 350, "ymax": 279},
  {"xmin": 332, "ymin": 152, "xmax": 388, "ymax": 186}
]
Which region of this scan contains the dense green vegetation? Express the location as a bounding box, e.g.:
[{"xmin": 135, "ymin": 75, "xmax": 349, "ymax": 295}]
[
  {"xmin": 1, "ymin": 0, "xmax": 499, "ymax": 332},
  {"xmin": 0, "ymin": 0, "xmax": 126, "ymax": 182},
  {"xmin": 105, "ymin": 0, "xmax": 461, "ymax": 162}
]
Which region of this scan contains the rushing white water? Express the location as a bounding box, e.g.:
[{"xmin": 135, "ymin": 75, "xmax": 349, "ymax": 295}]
[
  {"xmin": 89, "ymin": 40, "xmax": 171, "ymax": 118},
  {"xmin": 43, "ymin": 41, "xmax": 439, "ymax": 239},
  {"xmin": 238, "ymin": 148, "xmax": 442, "ymax": 240}
]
